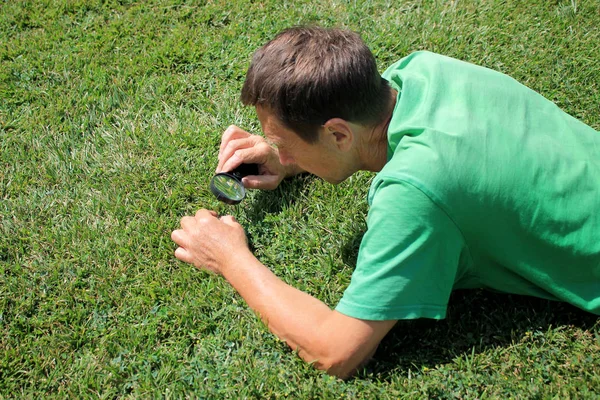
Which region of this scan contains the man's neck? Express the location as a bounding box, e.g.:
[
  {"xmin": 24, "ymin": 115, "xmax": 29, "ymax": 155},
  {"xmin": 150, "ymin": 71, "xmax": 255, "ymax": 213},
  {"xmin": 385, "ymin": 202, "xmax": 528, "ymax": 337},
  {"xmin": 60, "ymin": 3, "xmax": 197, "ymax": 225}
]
[{"xmin": 358, "ymin": 88, "xmax": 397, "ymax": 172}]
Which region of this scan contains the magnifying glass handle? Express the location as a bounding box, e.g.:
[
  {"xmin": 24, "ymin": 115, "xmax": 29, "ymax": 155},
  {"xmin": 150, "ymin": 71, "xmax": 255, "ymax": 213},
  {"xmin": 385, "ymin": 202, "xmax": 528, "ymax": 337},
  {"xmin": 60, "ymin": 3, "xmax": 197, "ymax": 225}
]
[{"xmin": 230, "ymin": 163, "xmax": 259, "ymax": 179}]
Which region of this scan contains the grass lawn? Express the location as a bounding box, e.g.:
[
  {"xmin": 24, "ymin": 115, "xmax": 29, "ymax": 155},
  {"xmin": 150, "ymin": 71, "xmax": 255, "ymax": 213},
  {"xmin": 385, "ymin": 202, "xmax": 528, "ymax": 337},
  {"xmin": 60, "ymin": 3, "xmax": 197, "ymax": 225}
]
[{"xmin": 1, "ymin": 0, "xmax": 599, "ymax": 398}]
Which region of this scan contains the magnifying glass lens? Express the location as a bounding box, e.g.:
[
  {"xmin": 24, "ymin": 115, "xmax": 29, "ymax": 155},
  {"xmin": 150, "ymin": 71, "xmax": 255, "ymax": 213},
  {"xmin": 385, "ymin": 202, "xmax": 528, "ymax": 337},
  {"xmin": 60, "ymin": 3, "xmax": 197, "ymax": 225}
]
[
  {"xmin": 210, "ymin": 174, "xmax": 245, "ymax": 204},
  {"xmin": 210, "ymin": 163, "xmax": 259, "ymax": 205}
]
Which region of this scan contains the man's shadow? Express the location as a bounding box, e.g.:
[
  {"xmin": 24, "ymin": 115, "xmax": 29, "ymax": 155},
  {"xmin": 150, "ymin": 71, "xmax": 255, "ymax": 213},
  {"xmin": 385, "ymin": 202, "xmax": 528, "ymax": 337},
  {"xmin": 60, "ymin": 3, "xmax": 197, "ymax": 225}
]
[
  {"xmin": 338, "ymin": 230, "xmax": 600, "ymax": 380},
  {"xmin": 363, "ymin": 290, "xmax": 598, "ymax": 380}
]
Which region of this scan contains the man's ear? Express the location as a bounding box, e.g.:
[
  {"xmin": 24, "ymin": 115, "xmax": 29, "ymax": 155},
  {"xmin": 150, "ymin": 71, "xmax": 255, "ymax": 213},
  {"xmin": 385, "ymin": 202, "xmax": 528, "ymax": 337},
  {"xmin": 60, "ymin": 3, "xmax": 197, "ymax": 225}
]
[{"xmin": 322, "ymin": 118, "xmax": 354, "ymax": 151}]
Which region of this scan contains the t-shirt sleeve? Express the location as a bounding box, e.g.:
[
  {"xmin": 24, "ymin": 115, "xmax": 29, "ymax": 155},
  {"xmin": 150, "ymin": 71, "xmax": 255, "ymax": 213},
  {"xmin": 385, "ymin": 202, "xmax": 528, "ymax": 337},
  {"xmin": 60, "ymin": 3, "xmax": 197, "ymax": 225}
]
[{"xmin": 335, "ymin": 178, "xmax": 466, "ymax": 321}]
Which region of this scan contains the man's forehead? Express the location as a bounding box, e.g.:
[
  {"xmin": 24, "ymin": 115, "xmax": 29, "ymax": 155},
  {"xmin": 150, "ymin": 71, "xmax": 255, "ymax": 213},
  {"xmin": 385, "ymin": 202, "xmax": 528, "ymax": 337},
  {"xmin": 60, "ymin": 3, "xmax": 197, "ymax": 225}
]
[
  {"xmin": 256, "ymin": 106, "xmax": 281, "ymax": 126},
  {"xmin": 256, "ymin": 106, "xmax": 292, "ymax": 141}
]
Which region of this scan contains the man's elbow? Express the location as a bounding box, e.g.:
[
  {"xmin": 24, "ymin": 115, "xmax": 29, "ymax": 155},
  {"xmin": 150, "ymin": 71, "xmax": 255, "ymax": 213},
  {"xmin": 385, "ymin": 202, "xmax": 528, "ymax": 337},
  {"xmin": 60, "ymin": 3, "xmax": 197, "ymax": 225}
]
[
  {"xmin": 311, "ymin": 351, "xmax": 372, "ymax": 380},
  {"xmin": 323, "ymin": 360, "xmax": 358, "ymax": 380}
]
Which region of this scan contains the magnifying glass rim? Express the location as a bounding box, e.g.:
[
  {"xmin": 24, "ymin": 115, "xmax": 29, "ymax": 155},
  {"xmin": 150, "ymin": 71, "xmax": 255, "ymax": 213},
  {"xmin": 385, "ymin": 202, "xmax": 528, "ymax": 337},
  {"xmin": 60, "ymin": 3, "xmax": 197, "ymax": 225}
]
[{"xmin": 210, "ymin": 172, "xmax": 246, "ymax": 205}]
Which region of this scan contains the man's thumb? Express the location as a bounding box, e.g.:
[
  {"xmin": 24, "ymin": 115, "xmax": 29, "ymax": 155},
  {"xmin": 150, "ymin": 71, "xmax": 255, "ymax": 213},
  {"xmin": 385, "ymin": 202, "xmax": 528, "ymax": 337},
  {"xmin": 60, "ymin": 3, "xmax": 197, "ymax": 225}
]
[{"xmin": 242, "ymin": 174, "xmax": 281, "ymax": 190}]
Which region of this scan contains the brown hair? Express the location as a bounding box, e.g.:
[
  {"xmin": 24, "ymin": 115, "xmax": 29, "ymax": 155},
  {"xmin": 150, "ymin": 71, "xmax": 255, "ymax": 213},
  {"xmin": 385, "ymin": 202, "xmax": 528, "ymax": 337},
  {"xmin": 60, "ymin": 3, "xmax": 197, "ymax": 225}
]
[{"xmin": 241, "ymin": 26, "xmax": 391, "ymax": 143}]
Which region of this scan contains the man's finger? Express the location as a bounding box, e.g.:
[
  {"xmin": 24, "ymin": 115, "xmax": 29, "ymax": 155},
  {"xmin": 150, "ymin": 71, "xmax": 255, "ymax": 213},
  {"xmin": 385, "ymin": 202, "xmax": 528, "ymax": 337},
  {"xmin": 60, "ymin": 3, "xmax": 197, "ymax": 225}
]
[
  {"xmin": 174, "ymin": 246, "xmax": 195, "ymax": 264},
  {"xmin": 217, "ymin": 136, "xmax": 260, "ymax": 172},
  {"xmin": 180, "ymin": 216, "xmax": 197, "ymax": 230},
  {"xmin": 219, "ymin": 215, "xmax": 238, "ymax": 226},
  {"xmin": 242, "ymin": 174, "xmax": 281, "ymax": 190},
  {"xmin": 171, "ymin": 229, "xmax": 188, "ymax": 247},
  {"xmin": 220, "ymin": 145, "xmax": 269, "ymax": 174},
  {"xmin": 219, "ymin": 125, "xmax": 251, "ymax": 157},
  {"xmin": 195, "ymin": 209, "xmax": 218, "ymax": 219}
]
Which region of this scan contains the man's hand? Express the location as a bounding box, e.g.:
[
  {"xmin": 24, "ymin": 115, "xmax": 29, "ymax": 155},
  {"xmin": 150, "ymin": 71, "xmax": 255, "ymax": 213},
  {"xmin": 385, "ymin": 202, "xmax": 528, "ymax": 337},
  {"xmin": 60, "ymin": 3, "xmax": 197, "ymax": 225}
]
[
  {"xmin": 171, "ymin": 209, "xmax": 249, "ymax": 275},
  {"xmin": 217, "ymin": 125, "xmax": 296, "ymax": 190}
]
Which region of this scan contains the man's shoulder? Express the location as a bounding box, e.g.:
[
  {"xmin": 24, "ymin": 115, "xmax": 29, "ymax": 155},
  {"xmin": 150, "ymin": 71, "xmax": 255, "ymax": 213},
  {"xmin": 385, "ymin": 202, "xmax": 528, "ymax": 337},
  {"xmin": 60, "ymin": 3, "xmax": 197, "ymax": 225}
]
[
  {"xmin": 383, "ymin": 51, "xmax": 463, "ymax": 76},
  {"xmin": 383, "ymin": 50, "xmax": 436, "ymax": 78}
]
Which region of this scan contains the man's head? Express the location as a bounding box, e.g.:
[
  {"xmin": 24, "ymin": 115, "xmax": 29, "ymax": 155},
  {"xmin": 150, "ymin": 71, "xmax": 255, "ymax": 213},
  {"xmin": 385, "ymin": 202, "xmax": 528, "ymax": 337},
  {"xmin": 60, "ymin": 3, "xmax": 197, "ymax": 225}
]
[{"xmin": 241, "ymin": 26, "xmax": 391, "ymax": 144}]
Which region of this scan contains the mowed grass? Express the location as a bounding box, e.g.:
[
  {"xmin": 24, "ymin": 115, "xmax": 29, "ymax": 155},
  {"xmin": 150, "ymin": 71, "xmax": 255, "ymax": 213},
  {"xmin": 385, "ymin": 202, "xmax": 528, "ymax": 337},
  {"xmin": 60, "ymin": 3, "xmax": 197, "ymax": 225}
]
[{"xmin": 1, "ymin": 0, "xmax": 599, "ymax": 398}]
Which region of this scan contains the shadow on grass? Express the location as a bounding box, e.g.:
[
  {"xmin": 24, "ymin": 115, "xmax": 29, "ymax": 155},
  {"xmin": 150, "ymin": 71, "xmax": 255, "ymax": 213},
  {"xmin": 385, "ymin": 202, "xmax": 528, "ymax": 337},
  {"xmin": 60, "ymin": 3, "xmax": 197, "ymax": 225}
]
[
  {"xmin": 239, "ymin": 174, "xmax": 314, "ymax": 251},
  {"xmin": 340, "ymin": 229, "xmax": 599, "ymax": 381},
  {"xmin": 360, "ymin": 290, "xmax": 599, "ymax": 380},
  {"xmin": 243, "ymin": 173, "xmax": 314, "ymax": 222},
  {"xmin": 340, "ymin": 229, "xmax": 364, "ymax": 269}
]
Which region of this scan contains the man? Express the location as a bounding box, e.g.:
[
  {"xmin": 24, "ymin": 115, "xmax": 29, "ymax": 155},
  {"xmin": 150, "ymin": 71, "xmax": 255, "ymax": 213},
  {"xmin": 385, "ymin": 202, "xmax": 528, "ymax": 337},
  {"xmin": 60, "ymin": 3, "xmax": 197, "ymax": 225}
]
[{"xmin": 171, "ymin": 26, "xmax": 600, "ymax": 378}]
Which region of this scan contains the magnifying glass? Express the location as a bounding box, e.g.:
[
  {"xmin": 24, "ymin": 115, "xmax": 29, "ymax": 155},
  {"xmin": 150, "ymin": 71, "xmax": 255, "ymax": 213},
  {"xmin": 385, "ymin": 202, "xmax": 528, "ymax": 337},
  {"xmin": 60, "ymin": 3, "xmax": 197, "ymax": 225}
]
[{"xmin": 210, "ymin": 163, "xmax": 259, "ymax": 205}]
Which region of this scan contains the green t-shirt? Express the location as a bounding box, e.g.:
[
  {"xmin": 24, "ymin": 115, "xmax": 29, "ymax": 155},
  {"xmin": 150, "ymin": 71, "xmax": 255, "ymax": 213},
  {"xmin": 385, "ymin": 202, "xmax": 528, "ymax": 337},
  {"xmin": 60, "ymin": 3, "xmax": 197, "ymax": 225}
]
[{"xmin": 335, "ymin": 51, "xmax": 600, "ymax": 320}]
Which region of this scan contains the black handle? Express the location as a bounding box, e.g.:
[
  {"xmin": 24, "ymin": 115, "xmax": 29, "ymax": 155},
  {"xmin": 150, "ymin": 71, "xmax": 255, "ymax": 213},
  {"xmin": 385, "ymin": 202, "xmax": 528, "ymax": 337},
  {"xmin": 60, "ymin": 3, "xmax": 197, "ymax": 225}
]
[{"xmin": 230, "ymin": 163, "xmax": 259, "ymax": 179}]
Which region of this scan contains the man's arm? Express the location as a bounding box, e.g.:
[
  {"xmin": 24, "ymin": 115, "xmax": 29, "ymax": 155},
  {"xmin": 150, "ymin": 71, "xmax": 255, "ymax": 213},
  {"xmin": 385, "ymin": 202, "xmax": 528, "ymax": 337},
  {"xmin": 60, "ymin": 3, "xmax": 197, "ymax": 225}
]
[
  {"xmin": 223, "ymin": 250, "xmax": 396, "ymax": 378},
  {"xmin": 171, "ymin": 210, "xmax": 396, "ymax": 378}
]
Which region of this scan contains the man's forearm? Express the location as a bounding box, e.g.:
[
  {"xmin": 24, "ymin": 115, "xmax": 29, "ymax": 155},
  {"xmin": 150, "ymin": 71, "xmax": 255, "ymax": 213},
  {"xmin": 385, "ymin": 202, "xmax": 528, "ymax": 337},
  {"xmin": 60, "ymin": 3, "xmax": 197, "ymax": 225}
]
[
  {"xmin": 216, "ymin": 249, "xmax": 395, "ymax": 378},
  {"xmin": 220, "ymin": 250, "xmax": 334, "ymax": 363}
]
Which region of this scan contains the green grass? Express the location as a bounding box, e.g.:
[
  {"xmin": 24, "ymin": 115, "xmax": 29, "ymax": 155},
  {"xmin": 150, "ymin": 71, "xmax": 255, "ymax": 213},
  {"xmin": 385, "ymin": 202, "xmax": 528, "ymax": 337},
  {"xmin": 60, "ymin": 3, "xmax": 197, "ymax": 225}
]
[{"xmin": 1, "ymin": 0, "xmax": 599, "ymax": 398}]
